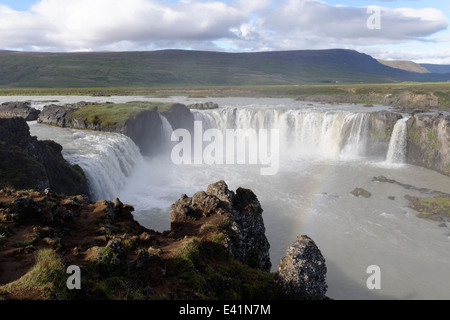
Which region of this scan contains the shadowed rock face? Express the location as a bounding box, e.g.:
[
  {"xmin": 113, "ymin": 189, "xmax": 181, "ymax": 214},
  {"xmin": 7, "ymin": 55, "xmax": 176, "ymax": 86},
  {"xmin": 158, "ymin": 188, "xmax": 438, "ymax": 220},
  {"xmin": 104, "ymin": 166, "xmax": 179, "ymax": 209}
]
[
  {"xmin": 277, "ymin": 235, "xmax": 327, "ymax": 299},
  {"xmin": 170, "ymin": 180, "xmax": 272, "ymax": 271},
  {"xmin": 0, "ymin": 102, "xmax": 41, "ymax": 121},
  {"xmin": 0, "ymin": 117, "xmax": 88, "ymax": 196}
]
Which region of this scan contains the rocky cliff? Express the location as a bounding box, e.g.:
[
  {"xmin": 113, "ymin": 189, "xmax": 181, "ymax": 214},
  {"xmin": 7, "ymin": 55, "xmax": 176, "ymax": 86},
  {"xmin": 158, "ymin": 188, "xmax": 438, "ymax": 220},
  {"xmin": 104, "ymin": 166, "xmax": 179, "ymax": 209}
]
[
  {"xmin": 407, "ymin": 113, "xmax": 450, "ymax": 176},
  {"xmin": 38, "ymin": 102, "xmax": 194, "ymax": 157},
  {"xmin": 0, "ymin": 181, "xmax": 328, "ymax": 300},
  {"xmin": 0, "ymin": 117, "xmax": 88, "ymax": 195}
]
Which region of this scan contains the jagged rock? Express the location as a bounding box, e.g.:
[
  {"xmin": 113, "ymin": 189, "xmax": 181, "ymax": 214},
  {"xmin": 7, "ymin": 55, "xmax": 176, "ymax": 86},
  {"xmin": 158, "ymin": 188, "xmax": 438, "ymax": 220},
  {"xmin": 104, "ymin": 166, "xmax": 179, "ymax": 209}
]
[
  {"xmin": 277, "ymin": 235, "xmax": 327, "ymax": 299},
  {"xmin": 170, "ymin": 180, "xmax": 271, "ymax": 271}
]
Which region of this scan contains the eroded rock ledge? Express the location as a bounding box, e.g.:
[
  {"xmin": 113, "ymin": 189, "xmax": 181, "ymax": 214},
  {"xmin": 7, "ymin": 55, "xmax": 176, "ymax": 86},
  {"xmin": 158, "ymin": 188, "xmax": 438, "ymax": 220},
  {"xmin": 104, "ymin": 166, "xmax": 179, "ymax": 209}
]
[{"xmin": 0, "ymin": 181, "xmax": 328, "ymax": 300}]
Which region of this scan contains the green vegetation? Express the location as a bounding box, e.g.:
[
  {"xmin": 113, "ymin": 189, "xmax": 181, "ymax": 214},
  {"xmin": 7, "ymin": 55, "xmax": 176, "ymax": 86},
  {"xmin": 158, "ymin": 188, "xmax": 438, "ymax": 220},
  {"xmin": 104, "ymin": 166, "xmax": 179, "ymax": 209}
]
[
  {"xmin": 406, "ymin": 195, "xmax": 450, "ymax": 220},
  {"xmin": 72, "ymin": 101, "xmax": 173, "ymax": 128},
  {"xmin": 169, "ymin": 236, "xmax": 283, "ymax": 300},
  {"xmin": 3, "ymin": 49, "xmax": 448, "ymax": 88},
  {"xmin": 0, "ymin": 248, "xmax": 70, "ymax": 299},
  {"xmin": 1, "ymin": 82, "xmax": 449, "ymax": 111}
]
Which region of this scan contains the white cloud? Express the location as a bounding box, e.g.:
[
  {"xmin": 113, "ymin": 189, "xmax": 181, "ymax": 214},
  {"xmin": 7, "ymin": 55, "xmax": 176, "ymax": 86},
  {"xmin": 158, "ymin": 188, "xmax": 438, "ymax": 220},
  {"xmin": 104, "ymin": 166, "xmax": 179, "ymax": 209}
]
[{"xmin": 0, "ymin": 0, "xmax": 447, "ymax": 56}]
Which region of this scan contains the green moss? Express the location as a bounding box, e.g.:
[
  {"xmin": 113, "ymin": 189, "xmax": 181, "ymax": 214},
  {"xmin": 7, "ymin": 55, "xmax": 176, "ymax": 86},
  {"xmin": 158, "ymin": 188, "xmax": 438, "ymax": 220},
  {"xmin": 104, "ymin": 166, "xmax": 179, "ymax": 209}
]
[
  {"xmin": 73, "ymin": 102, "xmax": 174, "ymax": 128},
  {"xmin": 406, "ymin": 195, "xmax": 450, "ymax": 220}
]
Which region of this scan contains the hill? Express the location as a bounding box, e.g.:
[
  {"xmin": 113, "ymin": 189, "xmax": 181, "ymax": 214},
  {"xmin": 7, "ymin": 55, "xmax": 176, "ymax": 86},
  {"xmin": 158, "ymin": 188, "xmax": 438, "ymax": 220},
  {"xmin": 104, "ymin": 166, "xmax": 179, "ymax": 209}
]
[
  {"xmin": 420, "ymin": 64, "xmax": 450, "ymax": 75},
  {"xmin": 377, "ymin": 59, "xmax": 430, "ymax": 74},
  {"xmin": 0, "ymin": 49, "xmax": 449, "ymax": 88}
]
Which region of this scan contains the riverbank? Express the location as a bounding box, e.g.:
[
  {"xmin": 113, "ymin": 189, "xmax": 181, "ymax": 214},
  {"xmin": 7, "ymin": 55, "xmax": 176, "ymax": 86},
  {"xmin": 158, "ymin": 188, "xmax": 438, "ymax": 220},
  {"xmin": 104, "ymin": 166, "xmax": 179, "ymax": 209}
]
[{"xmin": 0, "ymin": 82, "xmax": 449, "ymax": 112}]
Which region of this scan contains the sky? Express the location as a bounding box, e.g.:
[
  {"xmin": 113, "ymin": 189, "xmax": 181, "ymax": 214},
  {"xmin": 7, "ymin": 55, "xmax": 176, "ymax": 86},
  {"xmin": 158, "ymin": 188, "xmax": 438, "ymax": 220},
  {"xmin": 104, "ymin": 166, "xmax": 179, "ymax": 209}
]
[{"xmin": 0, "ymin": 0, "xmax": 449, "ymax": 64}]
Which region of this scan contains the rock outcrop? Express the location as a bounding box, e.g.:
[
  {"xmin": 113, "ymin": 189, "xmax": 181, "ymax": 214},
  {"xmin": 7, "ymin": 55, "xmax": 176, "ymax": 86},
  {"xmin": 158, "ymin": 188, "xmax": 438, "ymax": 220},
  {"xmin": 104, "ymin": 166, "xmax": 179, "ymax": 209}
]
[
  {"xmin": 0, "ymin": 117, "xmax": 88, "ymax": 196},
  {"xmin": 160, "ymin": 103, "xmax": 194, "ymax": 132},
  {"xmin": 407, "ymin": 113, "xmax": 450, "ymax": 176},
  {"xmin": 277, "ymin": 235, "xmax": 327, "ymax": 299},
  {"xmin": 0, "ymin": 102, "xmax": 41, "ymax": 121},
  {"xmin": 367, "ymin": 110, "xmax": 402, "ymax": 156},
  {"xmin": 187, "ymin": 102, "xmax": 219, "ymax": 110},
  {"xmin": 38, "ymin": 102, "xmax": 196, "ymax": 157},
  {"xmin": 170, "ymin": 180, "xmax": 271, "ymax": 271}
]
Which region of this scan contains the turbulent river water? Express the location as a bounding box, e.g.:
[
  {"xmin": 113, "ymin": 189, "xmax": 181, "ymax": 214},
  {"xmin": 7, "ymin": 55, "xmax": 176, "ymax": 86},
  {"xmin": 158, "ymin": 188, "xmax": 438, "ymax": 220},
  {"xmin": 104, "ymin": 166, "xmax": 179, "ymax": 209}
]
[{"xmin": 16, "ymin": 95, "xmax": 450, "ymax": 300}]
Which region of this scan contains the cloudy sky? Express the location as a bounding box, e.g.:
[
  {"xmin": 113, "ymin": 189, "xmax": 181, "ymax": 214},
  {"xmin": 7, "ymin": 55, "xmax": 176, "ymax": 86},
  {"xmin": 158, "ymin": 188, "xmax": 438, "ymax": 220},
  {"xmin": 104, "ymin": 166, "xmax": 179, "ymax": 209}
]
[{"xmin": 1, "ymin": 0, "xmax": 449, "ymax": 63}]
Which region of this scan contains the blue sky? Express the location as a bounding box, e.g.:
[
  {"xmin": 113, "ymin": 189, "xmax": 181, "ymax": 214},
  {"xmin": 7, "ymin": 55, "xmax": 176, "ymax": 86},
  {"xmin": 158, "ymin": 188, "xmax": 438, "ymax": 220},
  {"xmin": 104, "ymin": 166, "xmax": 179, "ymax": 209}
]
[{"xmin": 0, "ymin": 0, "xmax": 449, "ymax": 63}]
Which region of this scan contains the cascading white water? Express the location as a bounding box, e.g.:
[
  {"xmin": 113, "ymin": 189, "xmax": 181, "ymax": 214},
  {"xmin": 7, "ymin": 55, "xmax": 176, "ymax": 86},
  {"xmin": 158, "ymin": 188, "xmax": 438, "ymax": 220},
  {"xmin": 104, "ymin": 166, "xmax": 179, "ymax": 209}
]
[
  {"xmin": 159, "ymin": 114, "xmax": 174, "ymax": 144},
  {"xmin": 28, "ymin": 122, "xmax": 143, "ymax": 201},
  {"xmin": 386, "ymin": 117, "xmax": 409, "ymax": 164},
  {"xmin": 193, "ymin": 107, "xmax": 370, "ymax": 160}
]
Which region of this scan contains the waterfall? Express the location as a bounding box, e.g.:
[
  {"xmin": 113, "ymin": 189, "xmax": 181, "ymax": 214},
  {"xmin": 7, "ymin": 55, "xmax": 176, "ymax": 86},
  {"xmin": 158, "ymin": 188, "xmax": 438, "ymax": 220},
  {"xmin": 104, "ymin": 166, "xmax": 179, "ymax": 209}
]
[
  {"xmin": 63, "ymin": 134, "xmax": 144, "ymax": 201},
  {"xmin": 193, "ymin": 107, "xmax": 370, "ymax": 160},
  {"xmin": 159, "ymin": 114, "xmax": 174, "ymax": 143},
  {"xmin": 386, "ymin": 117, "xmax": 409, "ymax": 164},
  {"xmin": 28, "ymin": 122, "xmax": 144, "ymax": 201}
]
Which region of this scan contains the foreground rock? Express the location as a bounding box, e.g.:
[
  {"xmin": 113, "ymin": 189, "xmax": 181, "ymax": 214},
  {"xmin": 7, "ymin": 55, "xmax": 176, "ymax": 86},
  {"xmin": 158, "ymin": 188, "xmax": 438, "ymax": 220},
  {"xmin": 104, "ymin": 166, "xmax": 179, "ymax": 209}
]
[
  {"xmin": 0, "ymin": 102, "xmax": 41, "ymax": 121},
  {"xmin": 170, "ymin": 180, "xmax": 271, "ymax": 271},
  {"xmin": 277, "ymin": 235, "xmax": 327, "ymax": 299},
  {"xmin": 0, "ymin": 182, "xmax": 327, "ymax": 300},
  {"xmin": 0, "ymin": 117, "xmax": 88, "ymax": 195}
]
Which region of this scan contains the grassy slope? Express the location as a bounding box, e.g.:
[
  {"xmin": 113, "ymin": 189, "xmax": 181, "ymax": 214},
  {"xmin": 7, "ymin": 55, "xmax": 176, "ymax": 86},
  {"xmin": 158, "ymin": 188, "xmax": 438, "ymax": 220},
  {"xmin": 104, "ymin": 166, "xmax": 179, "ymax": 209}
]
[{"xmin": 0, "ymin": 49, "xmax": 448, "ymax": 88}]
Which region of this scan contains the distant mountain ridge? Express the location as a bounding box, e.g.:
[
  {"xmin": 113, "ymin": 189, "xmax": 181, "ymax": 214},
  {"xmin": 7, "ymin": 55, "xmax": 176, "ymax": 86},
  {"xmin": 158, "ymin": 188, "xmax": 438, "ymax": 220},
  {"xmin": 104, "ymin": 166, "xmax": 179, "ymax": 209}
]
[
  {"xmin": 420, "ymin": 64, "xmax": 450, "ymax": 74},
  {"xmin": 0, "ymin": 49, "xmax": 449, "ymax": 87}
]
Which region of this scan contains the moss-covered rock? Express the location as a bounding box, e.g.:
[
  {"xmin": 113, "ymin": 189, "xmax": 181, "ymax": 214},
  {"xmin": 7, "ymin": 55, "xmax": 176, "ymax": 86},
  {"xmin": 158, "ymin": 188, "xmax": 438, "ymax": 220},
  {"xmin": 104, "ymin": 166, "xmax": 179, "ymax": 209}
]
[{"xmin": 406, "ymin": 113, "xmax": 450, "ymax": 177}]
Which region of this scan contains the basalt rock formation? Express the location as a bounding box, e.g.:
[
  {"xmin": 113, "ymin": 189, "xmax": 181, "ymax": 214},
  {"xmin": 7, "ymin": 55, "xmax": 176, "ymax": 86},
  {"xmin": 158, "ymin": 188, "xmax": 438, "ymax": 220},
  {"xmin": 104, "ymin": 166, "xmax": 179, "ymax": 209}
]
[
  {"xmin": 0, "ymin": 117, "xmax": 87, "ymax": 196},
  {"xmin": 170, "ymin": 180, "xmax": 271, "ymax": 271},
  {"xmin": 407, "ymin": 113, "xmax": 450, "ymax": 176},
  {"xmin": 37, "ymin": 102, "xmax": 195, "ymax": 157}
]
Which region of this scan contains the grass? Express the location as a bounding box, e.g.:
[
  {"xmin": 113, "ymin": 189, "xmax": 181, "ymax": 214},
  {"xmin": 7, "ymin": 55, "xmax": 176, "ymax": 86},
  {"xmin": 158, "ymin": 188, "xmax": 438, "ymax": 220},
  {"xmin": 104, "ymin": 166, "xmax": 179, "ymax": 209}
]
[
  {"xmin": 0, "ymin": 248, "xmax": 70, "ymax": 299},
  {"xmin": 1, "ymin": 82, "xmax": 449, "ymax": 108},
  {"xmin": 72, "ymin": 101, "xmax": 174, "ymax": 128}
]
